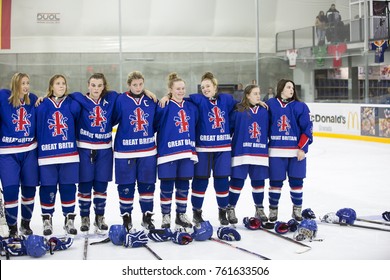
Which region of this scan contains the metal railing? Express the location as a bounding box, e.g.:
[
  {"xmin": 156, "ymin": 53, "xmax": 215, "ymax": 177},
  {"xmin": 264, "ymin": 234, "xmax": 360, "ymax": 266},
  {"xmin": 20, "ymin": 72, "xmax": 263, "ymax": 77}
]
[{"xmin": 275, "ymin": 16, "xmax": 387, "ymax": 52}]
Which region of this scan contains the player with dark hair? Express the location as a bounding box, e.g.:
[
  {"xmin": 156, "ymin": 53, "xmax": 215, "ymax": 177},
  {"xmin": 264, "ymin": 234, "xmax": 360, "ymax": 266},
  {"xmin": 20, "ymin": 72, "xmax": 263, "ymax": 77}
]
[
  {"xmin": 69, "ymin": 73, "xmax": 118, "ymax": 233},
  {"xmin": 112, "ymin": 71, "xmax": 157, "ymax": 231},
  {"xmin": 266, "ymin": 79, "xmax": 313, "ymax": 222},
  {"xmin": 227, "ymin": 84, "xmax": 270, "ymax": 224},
  {"xmin": 36, "ymin": 74, "xmax": 81, "ymax": 236},
  {"xmin": 0, "ymin": 73, "xmax": 39, "ymax": 237},
  {"xmin": 154, "ymin": 72, "xmax": 198, "ymax": 231}
]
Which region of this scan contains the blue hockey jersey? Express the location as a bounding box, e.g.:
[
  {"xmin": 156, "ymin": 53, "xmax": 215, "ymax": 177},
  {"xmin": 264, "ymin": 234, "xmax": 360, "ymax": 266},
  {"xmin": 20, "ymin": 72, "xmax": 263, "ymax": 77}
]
[
  {"xmin": 0, "ymin": 89, "xmax": 38, "ymax": 154},
  {"xmin": 154, "ymin": 99, "xmax": 198, "ymax": 165},
  {"xmin": 70, "ymin": 91, "xmax": 118, "ymax": 150},
  {"xmin": 230, "ymin": 105, "xmax": 269, "ymax": 167},
  {"xmin": 188, "ymin": 93, "xmax": 236, "ymax": 152},
  {"xmin": 267, "ymin": 98, "xmax": 313, "ymax": 157},
  {"xmin": 36, "ymin": 97, "xmax": 81, "ymax": 165},
  {"xmin": 113, "ymin": 92, "xmax": 157, "ymax": 159}
]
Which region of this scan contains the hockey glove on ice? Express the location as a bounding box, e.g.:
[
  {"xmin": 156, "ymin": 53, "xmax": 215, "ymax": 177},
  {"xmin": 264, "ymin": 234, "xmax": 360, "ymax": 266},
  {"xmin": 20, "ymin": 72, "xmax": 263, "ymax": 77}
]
[
  {"xmin": 382, "ymin": 211, "xmax": 390, "ymax": 221},
  {"xmin": 147, "ymin": 228, "xmax": 173, "ymax": 242},
  {"xmin": 274, "ymin": 221, "xmax": 289, "ymax": 234},
  {"xmin": 124, "ymin": 230, "xmax": 148, "ymax": 248},
  {"xmin": 302, "ymin": 208, "xmax": 316, "ymax": 219},
  {"xmin": 217, "ymin": 227, "xmax": 241, "ymax": 241},
  {"xmin": 48, "ymin": 237, "xmax": 74, "ymax": 252},
  {"xmin": 243, "ymin": 217, "xmax": 262, "ymax": 230},
  {"xmin": 2, "ymin": 237, "xmax": 27, "ymax": 256},
  {"xmin": 321, "ymin": 212, "xmax": 339, "ymax": 223},
  {"xmin": 287, "ymin": 219, "xmax": 300, "ymax": 232},
  {"xmin": 171, "ymin": 231, "xmax": 193, "ymax": 245}
]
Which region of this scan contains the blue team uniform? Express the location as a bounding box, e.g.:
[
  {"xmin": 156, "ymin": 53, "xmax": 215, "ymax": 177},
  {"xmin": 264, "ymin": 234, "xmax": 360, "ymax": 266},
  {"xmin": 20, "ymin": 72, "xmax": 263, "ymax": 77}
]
[
  {"xmin": 0, "ymin": 89, "xmax": 39, "ymax": 227},
  {"xmin": 267, "ymin": 97, "xmax": 313, "ymax": 209},
  {"xmin": 36, "ymin": 96, "xmax": 81, "ymax": 217},
  {"xmin": 188, "ymin": 93, "xmax": 237, "ymax": 212},
  {"xmin": 228, "ymin": 105, "xmax": 269, "ymax": 210},
  {"xmin": 154, "ymin": 99, "xmax": 198, "ymax": 215},
  {"xmin": 69, "ymin": 91, "xmax": 118, "ymax": 220},
  {"xmin": 112, "ymin": 92, "xmax": 157, "ymax": 216}
]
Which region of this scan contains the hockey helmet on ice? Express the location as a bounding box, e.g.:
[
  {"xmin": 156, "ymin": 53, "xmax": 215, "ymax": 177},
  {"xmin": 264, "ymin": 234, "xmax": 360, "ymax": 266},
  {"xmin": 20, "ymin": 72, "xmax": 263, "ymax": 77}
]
[
  {"xmin": 109, "ymin": 224, "xmax": 127, "ymax": 245},
  {"xmin": 294, "ymin": 219, "xmax": 318, "ymax": 241},
  {"xmin": 336, "ymin": 208, "xmax": 356, "ymax": 225},
  {"xmin": 25, "ymin": 235, "xmax": 48, "ymax": 258},
  {"xmin": 192, "ymin": 221, "xmax": 213, "ymax": 241}
]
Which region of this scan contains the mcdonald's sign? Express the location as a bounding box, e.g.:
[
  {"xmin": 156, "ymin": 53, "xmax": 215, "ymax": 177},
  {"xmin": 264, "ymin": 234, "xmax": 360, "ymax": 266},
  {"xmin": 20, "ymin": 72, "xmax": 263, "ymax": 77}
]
[{"xmin": 347, "ymin": 112, "xmax": 359, "ymax": 129}]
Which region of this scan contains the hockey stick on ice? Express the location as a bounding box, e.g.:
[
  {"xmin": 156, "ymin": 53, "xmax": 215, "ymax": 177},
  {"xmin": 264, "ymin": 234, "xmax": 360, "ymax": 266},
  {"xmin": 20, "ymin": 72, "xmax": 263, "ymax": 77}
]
[
  {"xmin": 83, "ymin": 233, "xmax": 88, "ymax": 260},
  {"xmin": 90, "ymin": 237, "xmax": 110, "ymax": 245},
  {"xmin": 210, "ymin": 237, "xmax": 271, "ymax": 260},
  {"xmin": 259, "ymin": 228, "xmax": 313, "ymax": 254},
  {"xmin": 356, "ymin": 218, "xmax": 390, "ymax": 227},
  {"xmin": 331, "ymin": 221, "xmax": 390, "ymax": 232},
  {"xmin": 144, "ymin": 244, "xmax": 162, "ymax": 260}
]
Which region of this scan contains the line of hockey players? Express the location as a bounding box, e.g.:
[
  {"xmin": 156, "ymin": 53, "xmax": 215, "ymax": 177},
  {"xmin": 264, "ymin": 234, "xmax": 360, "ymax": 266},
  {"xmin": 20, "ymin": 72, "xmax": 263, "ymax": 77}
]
[{"xmin": 2, "ymin": 71, "xmax": 389, "ymax": 259}]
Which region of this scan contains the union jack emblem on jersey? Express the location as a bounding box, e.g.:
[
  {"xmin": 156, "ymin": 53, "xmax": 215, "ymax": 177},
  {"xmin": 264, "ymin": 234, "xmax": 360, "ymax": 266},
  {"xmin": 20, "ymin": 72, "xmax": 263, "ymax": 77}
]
[
  {"xmin": 277, "ymin": 115, "xmax": 291, "ymax": 135},
  {"xmin": 130, "ymin": 107, "xmax": 149, "ymax": 136},
  {"xmin": 89, "ymin": 106, "xmax": 107, "ymax": 132},
  {"xmin": 249, "ymin": 122, "xmax": 261, "ymax": 142},
  {"xmin": 12, "ymin": 107, "xmax": 32, "ymax": 136},
  {"xmin": 174, "ymin": 109, "xmax": 190, "ymax": 133},
  {"xmin": 208, "ymin": 106, "xmax": 225, "ymax": 133},
  {"xmin": 48, "ymin": 111, "xmax": 68, "ymax": 140}
]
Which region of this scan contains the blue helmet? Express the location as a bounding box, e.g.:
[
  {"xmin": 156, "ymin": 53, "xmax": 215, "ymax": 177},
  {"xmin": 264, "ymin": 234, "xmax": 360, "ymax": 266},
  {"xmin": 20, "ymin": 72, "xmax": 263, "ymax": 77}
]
[
  {"xmin": 25, "ymin": 235, "xmax": 48, "ymax": 258},
  {"xmin": 192, "ymin": 221, "xmax": 213, "ymax": 241},
  {"xmin": 336, "ymin": 208, "xmax": 356, "ymax": 225},
  {"xmin": 109, "ymin": 224, "xmax": 127, "ymax": 245},
  {"xmin": 294, "ymin": 219, "xmax": 318, "ymax": 241}
]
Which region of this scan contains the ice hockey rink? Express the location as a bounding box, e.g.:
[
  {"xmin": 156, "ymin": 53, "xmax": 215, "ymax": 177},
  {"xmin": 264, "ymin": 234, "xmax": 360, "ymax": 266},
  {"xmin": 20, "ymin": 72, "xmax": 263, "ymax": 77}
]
[{"xmin": 2, "ymin": 135, "xmax": 390, "ymax": 279}]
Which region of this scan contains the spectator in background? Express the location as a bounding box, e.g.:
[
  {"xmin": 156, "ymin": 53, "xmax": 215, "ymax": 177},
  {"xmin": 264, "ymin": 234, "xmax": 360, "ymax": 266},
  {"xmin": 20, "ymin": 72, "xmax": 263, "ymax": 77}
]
[
  {"xmin": 262, "ymin": 87, "xmax": 275, "ymax": 102},
  {"xmin": 315, "ymin": 11, "xmax": 327, "ymax": 45},
  {"xmin": 326, "ymin": 4, "xmax": 341, "ymax": 23},
  {"xmin": 326, "ymin": 4, "xmax": 343, "ymax": 43},
  {"xmin": 233, "ymin": 83, "xmax": 244, "ymax": 101}
]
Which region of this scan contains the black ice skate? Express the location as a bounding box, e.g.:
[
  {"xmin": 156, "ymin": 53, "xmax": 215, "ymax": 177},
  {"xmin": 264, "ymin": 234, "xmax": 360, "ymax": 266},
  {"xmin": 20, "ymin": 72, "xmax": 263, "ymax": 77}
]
[
  {"xmin": 121, "ymin": 212, "xmax": 132, "ymax": 232},
  {"xmin": 192, "ymin": 209, "xmax": 205, "ymax": 226},
  {"xmin": 141, "ymin": 211, "xmax": 155, "ymax": 230},
  {"xmin": 20, "ymin": 219, "xmax": 33, "ymax": 235},
  {"xmin": 218, "ymin": 208, "xmax": 229, "ymax": 226}
]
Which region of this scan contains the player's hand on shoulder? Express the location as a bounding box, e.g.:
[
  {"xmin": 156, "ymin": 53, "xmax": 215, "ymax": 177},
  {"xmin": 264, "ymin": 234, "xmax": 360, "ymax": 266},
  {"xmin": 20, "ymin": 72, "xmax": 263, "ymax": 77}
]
[
  {"xmin": 35, "ymin": 96, "xmax": 45, "ymax": 107},
  {"xmin": 144, "ymin": 89, "xmax": 157, "ymax": 103},
  {"xmin": 158, "ymin": 95, "xmax": 170, "ymax": 108}
]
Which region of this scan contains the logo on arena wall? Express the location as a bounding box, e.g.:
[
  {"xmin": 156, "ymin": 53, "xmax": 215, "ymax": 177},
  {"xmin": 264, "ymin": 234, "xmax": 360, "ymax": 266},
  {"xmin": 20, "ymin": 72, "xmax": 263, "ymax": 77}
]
[
  {"xmin": 347, "ymin": 112, "xmax": 359, "ymax": 129},
  {"xmin": 310, "ymin": 114, "xmax": 346, "ymax": 124},
  {"xmin": 37, "ymin": 13, "xmax": 60, "ymax": 24}
]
